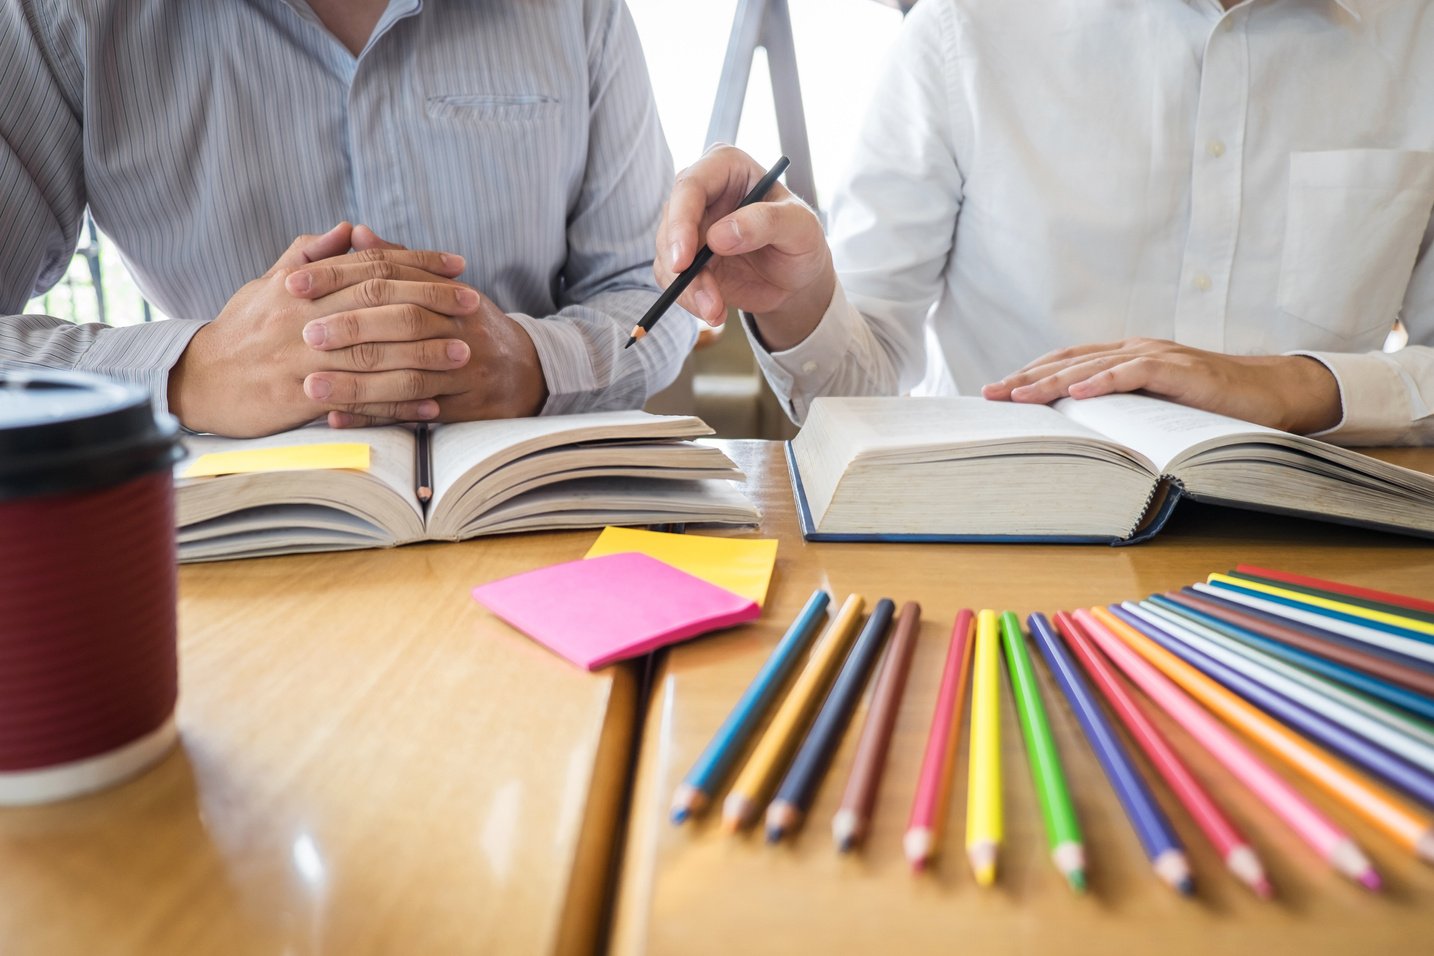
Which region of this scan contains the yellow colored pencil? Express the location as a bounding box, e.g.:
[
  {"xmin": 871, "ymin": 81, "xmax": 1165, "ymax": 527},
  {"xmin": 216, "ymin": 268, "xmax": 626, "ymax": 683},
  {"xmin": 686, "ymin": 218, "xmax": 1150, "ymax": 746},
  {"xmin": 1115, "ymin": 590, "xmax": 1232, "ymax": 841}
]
[
  {"xmin": 722, "ymin": 594, "xmax": 866, "ymax": 831},
  {"xmin": 1091, "ymin": 606, "xmax": 1434, "ymax": 862},
  {"xmin": 965, "ymin": 609, "xmax": 1003, "ymax": 886},
  {"xmin": 1207, "ymin": 573, "xmax": 1434, "ymax": 637}
]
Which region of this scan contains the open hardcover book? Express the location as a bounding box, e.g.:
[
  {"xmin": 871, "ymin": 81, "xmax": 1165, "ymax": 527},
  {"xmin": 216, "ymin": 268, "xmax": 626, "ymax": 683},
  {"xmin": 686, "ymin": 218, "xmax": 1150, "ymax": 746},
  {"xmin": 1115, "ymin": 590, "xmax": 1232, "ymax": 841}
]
[
  {"xmin": 177, "ymin": 411, "xmax": 758, "ymax": 562},
  {"xmin": 787, "ymin": 393, "xmax": 1434, "ymax": 545}
]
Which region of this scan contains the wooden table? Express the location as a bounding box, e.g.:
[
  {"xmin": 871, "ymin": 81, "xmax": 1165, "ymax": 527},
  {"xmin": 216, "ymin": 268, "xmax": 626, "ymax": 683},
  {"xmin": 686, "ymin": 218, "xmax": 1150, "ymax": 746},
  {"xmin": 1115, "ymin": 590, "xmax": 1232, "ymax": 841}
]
[
  {"xmin": 610, "ymin": 443, "xmax": 1434, "ymax": 956},
  {"xmin": 0, "ymin": 531, "xmax": 637, "ymax": 955}
]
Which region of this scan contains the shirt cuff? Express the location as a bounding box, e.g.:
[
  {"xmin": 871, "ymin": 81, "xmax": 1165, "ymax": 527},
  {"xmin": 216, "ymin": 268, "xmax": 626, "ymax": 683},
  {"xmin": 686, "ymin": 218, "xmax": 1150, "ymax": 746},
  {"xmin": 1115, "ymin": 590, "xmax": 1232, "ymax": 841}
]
[
  {"xmin": 743, "ymin": 281, "xmax": 860, "ymax": 422},
  {"xmin": 74, "ymin": 319, "xmax": 204, "ymax": 419},
  {"xmin": 508, "ymin": 312, "xmax": 606, "ymax": 416},
  {"xmin": 1289, "ymin": 349, "xmax": 1416, "ymax": 445}
]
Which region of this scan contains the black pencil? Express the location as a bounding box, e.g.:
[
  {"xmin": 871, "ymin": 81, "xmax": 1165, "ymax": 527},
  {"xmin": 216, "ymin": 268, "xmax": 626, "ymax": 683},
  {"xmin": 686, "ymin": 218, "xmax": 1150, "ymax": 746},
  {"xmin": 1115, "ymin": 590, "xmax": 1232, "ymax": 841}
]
[
  {"xmin": 626, "ymin": 155, "xmax": 791, "ymax": 348},
  {"xmin": 765, "ymin": 598, "xmax": 896, "ymax": 843},
  {"xmin": 415, "ymin": 423, "xmax": 432, "ymax": 503}
]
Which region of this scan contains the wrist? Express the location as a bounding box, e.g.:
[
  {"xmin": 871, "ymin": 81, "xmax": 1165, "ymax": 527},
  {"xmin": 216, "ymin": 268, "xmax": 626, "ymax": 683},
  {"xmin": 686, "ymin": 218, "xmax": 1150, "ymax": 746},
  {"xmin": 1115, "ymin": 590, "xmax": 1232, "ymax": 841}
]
[
  {"xmin": 1278, "ymin": 355, "xmax": 1342, "ymax": 434},
  {"xmin": 749, "ymin": 266, "xmax": 837, "ymax": 353}
]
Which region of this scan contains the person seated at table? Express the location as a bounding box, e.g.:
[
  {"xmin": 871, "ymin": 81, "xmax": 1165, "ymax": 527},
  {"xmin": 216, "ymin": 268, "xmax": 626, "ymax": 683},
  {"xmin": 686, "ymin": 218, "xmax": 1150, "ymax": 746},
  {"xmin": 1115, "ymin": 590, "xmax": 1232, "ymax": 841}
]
[
  {"xmin": 0, "ymin": 0, "xmax": 695, "ymax": 438},
  {"xmin": 655, "ymin": 0, "xmax": 1434, "ymax": 445}
]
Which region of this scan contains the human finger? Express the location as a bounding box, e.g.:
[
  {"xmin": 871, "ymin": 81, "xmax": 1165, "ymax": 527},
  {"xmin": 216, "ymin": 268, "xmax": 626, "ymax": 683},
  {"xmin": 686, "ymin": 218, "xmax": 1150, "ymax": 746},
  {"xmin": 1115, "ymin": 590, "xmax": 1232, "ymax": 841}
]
[
  {"xmin": 265, "ymin": 222, "xmax": 353, "ymax": 276},
  {"xmin": 350, "ymin": 224, "xmax": 408, "ymax": 252},
  {"xmin": 302, "ymin": 304, "xmax": 462, "ymax": 350},
  {"xmin": 704, "ymin": 198, "xmax": 821, "ymax": 259},
  {"xmin": 1066, "ymin": 355, "xmax": 1184, "ymax": 401},
  {"xmin": 286, "ymin": 256, "xmax": 467, "ymax": 298},
  {"xmin": 1004, "ymin": 354, "xmax": 1139, "ymax": 404},
  {"xmin": 303, "ymin": 368, "xmax": 450, "ymax": 406},
  {"xmin": 318, "ymin": 278, "xmax": 483, "ymax": 317},
  {"xmin": 673, "ymin": 271, "xmax": 727, "ymax": 326},
  {"xmin": 319, "ymin": 337, "xmax": 470, "ymax": 374},
  {"xmin": 982, "ymin": 346, "xmax": 1136, "ymax": 399},
  {"xmin": 327, "ymin": 401, "xmax": 439, "ymax": 428},
  {"xmin": 664, "ymin": 145, "xmax": 775, "ymax": 274}
]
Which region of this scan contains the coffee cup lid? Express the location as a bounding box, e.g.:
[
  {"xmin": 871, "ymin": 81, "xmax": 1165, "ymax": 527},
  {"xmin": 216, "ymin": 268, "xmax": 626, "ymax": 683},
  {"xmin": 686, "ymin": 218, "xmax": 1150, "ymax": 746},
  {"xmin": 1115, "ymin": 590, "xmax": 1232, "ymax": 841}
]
[{"xmin": 0, "ymin": 370, "xmax": 181, "ymax": 501}]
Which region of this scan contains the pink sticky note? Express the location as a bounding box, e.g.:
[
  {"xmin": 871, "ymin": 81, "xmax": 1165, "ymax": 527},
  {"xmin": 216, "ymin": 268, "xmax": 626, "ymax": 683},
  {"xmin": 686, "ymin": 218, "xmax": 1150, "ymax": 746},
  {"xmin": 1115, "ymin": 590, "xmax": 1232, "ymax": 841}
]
[{"xmin": 471, "ymin": 552, "xmax": 761, "ymax": 670}]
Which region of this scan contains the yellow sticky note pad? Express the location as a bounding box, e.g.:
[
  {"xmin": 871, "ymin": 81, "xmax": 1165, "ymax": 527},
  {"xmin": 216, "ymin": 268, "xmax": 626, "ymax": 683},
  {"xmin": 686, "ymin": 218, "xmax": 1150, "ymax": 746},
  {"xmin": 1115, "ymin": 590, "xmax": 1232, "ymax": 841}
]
[
  {"xmin": 181, "ymin": 443, "xmax": 372, "ymax": 479},
  {"xmin": 584, "ymin": 526, "xmax": 778, "ymax": 606}
]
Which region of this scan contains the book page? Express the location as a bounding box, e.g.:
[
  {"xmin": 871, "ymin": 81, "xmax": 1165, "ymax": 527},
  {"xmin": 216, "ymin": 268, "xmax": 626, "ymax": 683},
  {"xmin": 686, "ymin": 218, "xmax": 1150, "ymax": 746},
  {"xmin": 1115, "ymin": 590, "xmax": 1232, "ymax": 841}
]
[{"xmin": 1053, "ymin": 394, "xmax": 1280, "ymax": 473}]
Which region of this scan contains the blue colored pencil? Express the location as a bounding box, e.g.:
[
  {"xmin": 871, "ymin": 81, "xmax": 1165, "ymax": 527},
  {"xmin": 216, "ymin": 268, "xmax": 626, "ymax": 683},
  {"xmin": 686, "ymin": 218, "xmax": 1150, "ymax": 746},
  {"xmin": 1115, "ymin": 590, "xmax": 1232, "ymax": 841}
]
[
  {"xmin": 1151, "ymin": 593, "xmax": 1434, "ymax": 725},
  {"xmin": 1027, "ymin": 613, "xmax": 1192, "ymax": 895},
  {"xmin": 1111, "ymin": 604, "xmax": 1434, "ymax": 809},
  {"xmin": 1205, "ymin": 578, "xmax": 1434, "ymax": 645},
  {"xmin": 670, "ymin": 589, "xmax": 831, "ymax": 823}
]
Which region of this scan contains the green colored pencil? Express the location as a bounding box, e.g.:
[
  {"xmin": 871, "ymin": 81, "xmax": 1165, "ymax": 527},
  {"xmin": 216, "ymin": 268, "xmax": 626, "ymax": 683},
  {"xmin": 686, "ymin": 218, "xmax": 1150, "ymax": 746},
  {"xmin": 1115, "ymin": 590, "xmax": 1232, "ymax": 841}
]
[{"xmin": 999, "ymin": 610, "xmax": 1086, "ymax": 892}]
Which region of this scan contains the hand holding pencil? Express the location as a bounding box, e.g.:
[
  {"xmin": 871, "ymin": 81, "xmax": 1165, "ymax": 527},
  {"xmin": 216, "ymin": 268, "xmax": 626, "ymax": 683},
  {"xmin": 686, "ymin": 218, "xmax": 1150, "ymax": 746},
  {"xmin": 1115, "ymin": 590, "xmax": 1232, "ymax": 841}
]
[{"xmin": 652, "ymin": 146, "xmax": 835, "ymax": 352}]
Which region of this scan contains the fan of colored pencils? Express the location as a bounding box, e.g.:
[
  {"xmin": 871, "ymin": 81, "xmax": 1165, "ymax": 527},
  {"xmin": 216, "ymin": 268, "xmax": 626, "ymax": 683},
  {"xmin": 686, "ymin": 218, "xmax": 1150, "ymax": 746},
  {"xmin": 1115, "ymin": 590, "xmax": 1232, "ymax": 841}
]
[{"xmin": 669, "ymin": 567, "xmax": 1434, "ymax": 900}]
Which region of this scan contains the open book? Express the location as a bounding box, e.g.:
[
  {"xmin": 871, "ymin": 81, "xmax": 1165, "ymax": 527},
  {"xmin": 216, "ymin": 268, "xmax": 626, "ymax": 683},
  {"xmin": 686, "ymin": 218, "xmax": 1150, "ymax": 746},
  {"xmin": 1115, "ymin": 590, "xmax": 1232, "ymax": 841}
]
[
  {"xmin": 177, "ymin": 411, "xmax": 758, "ymax": 562},
  {"xmin": 787, "ymin": 394, "xmax": 1434, "ymax": 544}
]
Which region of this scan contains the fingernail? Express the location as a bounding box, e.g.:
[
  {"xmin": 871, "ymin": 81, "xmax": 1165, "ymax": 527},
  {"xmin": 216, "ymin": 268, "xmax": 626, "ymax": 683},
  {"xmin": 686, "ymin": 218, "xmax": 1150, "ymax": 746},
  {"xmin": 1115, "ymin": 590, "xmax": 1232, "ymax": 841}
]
[
  {"xmin": 694, "ymin": 290, "xmax": 714, "ymax": 318},
  {"xmin": 456, "ymin": 288, "xmax": 479, "ymax": 309},
  {"xmin": 306, "ymin": 377, "xmax": 331, "ymax": 400},
  {"xmin": 441, "ymin": 253, "xmax": 465, "ymax": 272},
  {"xmin": 302, "ymin": 322, "xmax": 327, "ymax": 347},
  {"xmin": 288, "ymin": 272, "xmax": 312, "ymax": 294},
  {"xmin": 446, "ymin": 340, "xmax": 469, "ymax": 362},
  {"xmin": 724, "ymin": 219, "xmax": 742, "ymax": 242},
  {"xmin": 417, "ymin": 401, "xmax": 439, "ymax": 419},
  {"xmin": 670, "ymin": 242, "xmax": 683, "ymax": 269}
]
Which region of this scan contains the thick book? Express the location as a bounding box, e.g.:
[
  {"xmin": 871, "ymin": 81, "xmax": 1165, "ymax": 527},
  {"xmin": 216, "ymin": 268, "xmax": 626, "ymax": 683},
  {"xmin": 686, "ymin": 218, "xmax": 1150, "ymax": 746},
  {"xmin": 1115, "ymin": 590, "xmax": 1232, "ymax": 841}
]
[
  {"xmin": 786, "ymin": 394, "xmax": 1434, "ymax": 545},
  {"xmin": 176, "ymin": 410, "xmax": 758, "ymax": 562}
]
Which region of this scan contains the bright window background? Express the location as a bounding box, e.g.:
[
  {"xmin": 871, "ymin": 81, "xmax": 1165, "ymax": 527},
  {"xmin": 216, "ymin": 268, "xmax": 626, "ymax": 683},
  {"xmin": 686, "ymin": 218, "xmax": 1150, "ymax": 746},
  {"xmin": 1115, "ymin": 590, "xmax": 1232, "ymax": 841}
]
[{"xmin": 24, "ymin": 1, "xmax": 905, "ymax": 327}]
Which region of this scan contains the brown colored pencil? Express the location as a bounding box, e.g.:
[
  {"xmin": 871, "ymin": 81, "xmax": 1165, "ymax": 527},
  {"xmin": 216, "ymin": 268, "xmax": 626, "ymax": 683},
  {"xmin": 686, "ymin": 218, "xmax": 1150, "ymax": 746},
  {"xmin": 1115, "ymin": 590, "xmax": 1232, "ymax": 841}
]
[
  {"xmin": 832, "ymin": 601, "xmax": 922, "ymax": 852},
  {"xmin": 1166, "ymin": 590, "xmax": 1434, "ymax": 699}
]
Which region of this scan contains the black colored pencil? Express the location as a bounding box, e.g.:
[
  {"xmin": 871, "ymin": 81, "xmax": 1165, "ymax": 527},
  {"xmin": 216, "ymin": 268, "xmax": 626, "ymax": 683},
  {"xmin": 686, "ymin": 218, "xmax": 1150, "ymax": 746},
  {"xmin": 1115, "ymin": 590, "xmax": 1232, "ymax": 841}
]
[
  {"xmin": 625, "ymin": 155, "xmax": 791, "ymax": 348},
  {"xmin": 765, "ymin": 597, "xmax": 896, "ymax": 842},
  {"xmin": 415, "ymin": 423, "xmax": 433, "ymax": 503}
]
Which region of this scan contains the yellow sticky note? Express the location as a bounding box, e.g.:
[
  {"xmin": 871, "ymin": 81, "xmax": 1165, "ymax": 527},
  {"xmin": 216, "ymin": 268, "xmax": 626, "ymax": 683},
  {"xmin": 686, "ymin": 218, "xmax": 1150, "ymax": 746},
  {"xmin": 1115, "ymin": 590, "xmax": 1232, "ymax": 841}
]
[
  {"xmin": 181, "ymin": 443, "xmax": 372, "ymax": 479},
  {"xmin": 584, "ymin": 526, "xmax": 778, "ymax": 606}
]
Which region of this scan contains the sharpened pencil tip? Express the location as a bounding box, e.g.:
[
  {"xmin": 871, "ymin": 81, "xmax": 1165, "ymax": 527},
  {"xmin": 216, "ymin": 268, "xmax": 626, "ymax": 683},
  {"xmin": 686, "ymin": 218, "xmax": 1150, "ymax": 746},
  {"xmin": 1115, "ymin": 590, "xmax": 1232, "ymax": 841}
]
[
  {"xmin": 1358, "ymin": 869, "xmax": 1383, "ymax": 892},
  {"xmin": 1067, "ymin": 870, "xmax": 1087, "ymax": 894},
  {"xmin": 623, "ymin": 336, "xmax": 636, "ymax": 349},
  {"xmin": 765, "ymin": 825, "xmax": 784, "ymax": 845},
  {"xmin": 1252, "ymin": 877, "xmax": 1275, "ymax": 901},
  {"xmin": 837, "ymin": 835, "xmax": 854, "ymax": 854},
  {"xmin": 670, "ymin": 806, "xmax": 689, "ymax": 825},
  {"xmin": 1176, "ymin": 876, "xmax": 1195, "ymax": 897},
  {"xmin": 975, "ymin": 863, "xmax": 995, "ymax": 887}
]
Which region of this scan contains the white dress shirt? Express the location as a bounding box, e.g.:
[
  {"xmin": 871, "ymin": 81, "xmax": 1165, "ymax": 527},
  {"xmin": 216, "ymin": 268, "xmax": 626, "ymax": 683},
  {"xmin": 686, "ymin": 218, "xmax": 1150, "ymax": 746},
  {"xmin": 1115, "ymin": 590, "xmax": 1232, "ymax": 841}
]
[
  {"xmin": 748, "ymin": 0, "xmax": 1434, "ymax": 445},
  {"xmin": 0, "ymin": 0, "xmax": 696, "ymax": 417}
]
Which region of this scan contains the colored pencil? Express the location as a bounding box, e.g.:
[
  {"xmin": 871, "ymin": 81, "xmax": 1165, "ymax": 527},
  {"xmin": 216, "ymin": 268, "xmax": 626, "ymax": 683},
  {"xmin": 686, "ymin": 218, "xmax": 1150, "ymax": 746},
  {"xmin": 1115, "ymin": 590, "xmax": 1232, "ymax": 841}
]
[
  {"xmin": 905, "ymin": 609, "xmax": 976, "ymax": 871},
  {"xmin": 671, "ymin": 589, "xmax": 831, "ymax": 824},
  {"xmin": 1206, "ymin": 573, "xmax": 1434, "ymax": 641},
  {"xmin": 833, "ymin": 601, "xmax": 922, "ymax": 852},
  {"xmin": 722, "ymin": 594, "xmax": 866, "ymax": 831},
  {"xmin": 1074, "ymin": 608, "xmax": 1381, "ymax": 888},
  {"xmin": 999, "ymin": 611, "xmax": 1085, "ymax": 892},
  {"xmin": 1116, "ymin": 603, "xmax": 1434, "ymax": 809},
  {"xmin": 625, "ymin": 155, "xmax": 791, "ymax": 348},
  {"xmin": 1028, "ymin": 612, "xmax": 1192, "ymax": 895},
  {"xmin": 1191, "ymin": 582, "xmax": 1434, "ymax": 665},
  {"xmin": 415, "ymin": 423, "xmax": 433, "ymax": 502},
  {"xmin": 1054, "ymin": 612, "xmax": 1272, "ymax": 899},
  {"xmin": 1226, "ymin": 568, "xmax": 1434, "ymax": 626},
  {"xmin": 1165, "ymin": 589, "xmax": 1434, "ymax": 713},
  {"xmin": 965, "ymin": 609, "xmax": 1004, "ymax": 886},
  {"xmin": 1142, "ymin": 599, "xmax": 1434, "ymax": 769},
  {"xmin": 766, "ymin": 599, "xmax": 896, "ymax": 842},
  {"xmin": 1235, "ymin": 564, "xmax": 1434, "ymax": 616},
  {"xmin": 1091, "ymin": 604, "xmax": 1434, "ymax": 867}
]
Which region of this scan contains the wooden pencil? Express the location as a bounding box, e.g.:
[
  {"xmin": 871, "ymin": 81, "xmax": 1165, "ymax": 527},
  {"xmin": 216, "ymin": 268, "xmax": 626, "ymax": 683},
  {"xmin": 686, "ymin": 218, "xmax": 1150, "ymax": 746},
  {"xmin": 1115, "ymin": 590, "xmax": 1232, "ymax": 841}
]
[
  {"xmin": 1226, "ymin": 568, "xmax": 1434, "ymax": 625},
  {"xmin": 721, "ymin": 594, "xmax": 865, "ymax": 832},
  {"xmin": 1054, "ymin": 612, "xmax": 1272, "ymax": 899},
  {"xmin": 965, "ymin": 609, "xmax": 1003, "ymax": 886},
  {"xmin": 1139, "ymin": 599, "xmax": 1434, "ymax": 773},
  {"xmin": 999, "ymin": 611, "xmax": 1085, "ymax": 893},
  {"xmin": 1207, "ymin": 573, "xmax": 1434, "ymax": 639},
  {"xmin": 1028, "ymin": 612, "xmax": 1192, "ymax": 895},
  {"xmin": 833, "ymin": 601, "xmax": 922, "ymax": 852},
  {"xmin": 1114, "ymin": 603, "xmax": 1434, "ymax": 810},
  {"xmin": 1074, "ymin": 608, "xmax": 1381, "ymax": 889},
  {"xmin": 905, "ymin": 609, "xmax": 976, "ymax": 872},
  {"xmin": 1164, "ymin": 589, "xmax": 1434, "ymax": 708},
  {"xmin": 766, "ymin": 599, "xmax": 896, "ymax": 843},
  {"xmin": 1235, "ymin": 564, "xmax": 1434, "ymax": 616},
  {"xmin": 671, "ymin": 589, "xmax": 831, "ymax": 823},
  {"xmin": 415, "ymin": 423, "xmax": 433, "ymax": 502},
  {"xmin": 1091, "ymin": 604, "xmax": 1434, "ymax": 868}
]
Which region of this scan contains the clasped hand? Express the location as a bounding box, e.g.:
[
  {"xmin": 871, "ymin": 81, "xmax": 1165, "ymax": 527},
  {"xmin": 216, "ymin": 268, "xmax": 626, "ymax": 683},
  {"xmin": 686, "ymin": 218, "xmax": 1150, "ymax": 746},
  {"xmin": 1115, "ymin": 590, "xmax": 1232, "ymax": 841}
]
[{"xmin": 169, "ymin": 223, "xmax": 545, "ymax": 437}]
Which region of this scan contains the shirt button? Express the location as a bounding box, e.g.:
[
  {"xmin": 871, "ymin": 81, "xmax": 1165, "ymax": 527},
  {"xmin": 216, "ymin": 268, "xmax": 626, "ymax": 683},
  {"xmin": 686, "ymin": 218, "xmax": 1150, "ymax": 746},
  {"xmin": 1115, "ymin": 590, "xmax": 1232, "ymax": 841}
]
[
  {"xmin": 801, "ymin": 361, "xmax": 819, "ymax": 374},
  {"xmin": 1193, "ymin": 273, "xmax": 1213, "ymax": 292},
  {"xmin": 1207, "ymin": 139, "xmax": 1226, "ymax": 158}
]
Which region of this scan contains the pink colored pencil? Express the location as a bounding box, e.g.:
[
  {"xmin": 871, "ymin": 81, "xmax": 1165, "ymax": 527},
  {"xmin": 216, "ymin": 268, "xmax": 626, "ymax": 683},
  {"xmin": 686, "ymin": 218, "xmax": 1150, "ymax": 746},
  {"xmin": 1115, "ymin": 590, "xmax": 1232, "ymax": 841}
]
[
  {"xmin": 904, "ymin": 610, "xmax": 976, "ymax": 871},
  {"xmin": 1235, "ymin": 565, "xmax": 1434, "ymax": 615},
  {"xmin": 1073, "ymin": 608, "xmax": 1380, "ymax": 891},
  {"xmin": 1053, "ymin": 612, "xmax": 1272, "ymax": 899}
]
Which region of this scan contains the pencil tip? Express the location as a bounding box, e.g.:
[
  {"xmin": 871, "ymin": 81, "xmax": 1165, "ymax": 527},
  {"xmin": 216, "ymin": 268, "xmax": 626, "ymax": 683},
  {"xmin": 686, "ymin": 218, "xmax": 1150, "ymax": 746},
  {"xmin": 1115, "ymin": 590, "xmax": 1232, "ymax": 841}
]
[
  {"xmin": 1253, "ymin": 877, "xmax": 1275, "ymax": 900},
  {"xmin": 975, "ymin": 864, "xmax": 995, "ymax": 887},
  {"xmin": 623, "ymin": 336, "xmax": 636, "ymax": 349},
  {"xmin": 765, "ymin": 825, "xmax": 784, "ymax": 845},
  {"xmin": 1358, "ymin": 869, "xmax": 1383, "ymax": 892},
  {"xmin": 837, "ymin": 835, "xmax": 854, "ymax": 854},
  {"xmin": 1176, "ymin": 876, "xmax": 1195, "ymax": 896},
  {"xmin": 670, "ymin": 807, "xmax": 689, "ymax": 825},
  {"xmin": 1067, "ymin": 870, "xmax": 1087, "ymax": 894}
]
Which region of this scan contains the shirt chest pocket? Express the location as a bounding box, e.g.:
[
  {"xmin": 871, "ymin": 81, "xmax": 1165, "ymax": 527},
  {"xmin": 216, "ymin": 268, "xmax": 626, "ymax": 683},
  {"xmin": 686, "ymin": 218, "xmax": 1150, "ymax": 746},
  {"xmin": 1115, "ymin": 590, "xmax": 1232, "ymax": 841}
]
[{"xmin": 1277, "ymin": 149, "xmax": 1434, "ymax": 345}]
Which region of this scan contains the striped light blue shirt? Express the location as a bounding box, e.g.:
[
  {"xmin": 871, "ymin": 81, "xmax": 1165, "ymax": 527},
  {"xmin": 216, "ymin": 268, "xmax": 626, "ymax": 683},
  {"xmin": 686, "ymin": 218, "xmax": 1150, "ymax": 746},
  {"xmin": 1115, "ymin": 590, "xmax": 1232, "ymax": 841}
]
[{"xmin": 0, "ymin": 0, "xmax": 696, "ymax": 417}]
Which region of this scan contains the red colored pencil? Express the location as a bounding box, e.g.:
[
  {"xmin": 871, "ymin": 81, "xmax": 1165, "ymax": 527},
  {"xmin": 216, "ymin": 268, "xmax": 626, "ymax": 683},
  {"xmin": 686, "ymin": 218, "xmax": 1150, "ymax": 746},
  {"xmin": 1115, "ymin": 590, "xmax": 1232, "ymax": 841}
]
[
  {"xmin": 903, "ymin": 610, "xmax": 976, "ymax": 871},
  {"xmin": 1235, "ymin": 565, "xmax": 1434, "ymax": 615}
]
